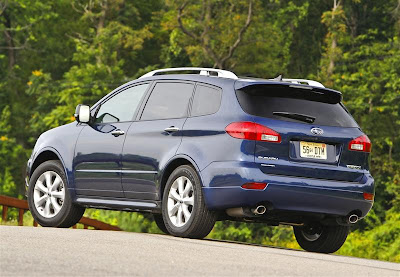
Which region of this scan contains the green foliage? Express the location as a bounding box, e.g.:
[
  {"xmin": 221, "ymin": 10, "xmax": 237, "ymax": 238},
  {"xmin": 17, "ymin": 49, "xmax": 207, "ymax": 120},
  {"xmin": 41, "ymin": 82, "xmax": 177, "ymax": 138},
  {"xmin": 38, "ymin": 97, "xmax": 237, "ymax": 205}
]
[
  {"xmin": 338, "ymin": 211, "xmax": 400, "ymax": 263},
  {"xmin": 0, "ymin": 0, "xmax": 399, "ymax": 263},
  {"xmin": 84, "ymin": 209, "xmax": 162, "ymax": 234},
  {"xmin": 0, "ymin": 106, "xmax": 30, "ymax": 196}
]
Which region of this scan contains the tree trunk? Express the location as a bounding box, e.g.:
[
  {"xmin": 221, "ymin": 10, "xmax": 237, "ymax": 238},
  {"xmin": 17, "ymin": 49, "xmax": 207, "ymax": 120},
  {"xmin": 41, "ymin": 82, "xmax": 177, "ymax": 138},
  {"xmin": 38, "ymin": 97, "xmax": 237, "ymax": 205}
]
[
  {"xmin": 3, "ymin": 11, "xmax": 15, "ymax": 71},
  {"xmin": 327, "ymin": 0, "xmax": 340, "ymax": 77}
]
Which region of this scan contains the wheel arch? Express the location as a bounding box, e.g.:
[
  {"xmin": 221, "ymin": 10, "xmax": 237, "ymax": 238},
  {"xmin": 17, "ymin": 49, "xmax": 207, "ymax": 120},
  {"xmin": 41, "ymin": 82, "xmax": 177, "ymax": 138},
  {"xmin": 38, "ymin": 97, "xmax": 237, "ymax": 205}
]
[
  {"xmin": 30, "ymin": 148, "xmax": 68, "ymax": 184},
  {"xmin": 158, "ymin": 155, "xmax": 202, "ymax": 200}
]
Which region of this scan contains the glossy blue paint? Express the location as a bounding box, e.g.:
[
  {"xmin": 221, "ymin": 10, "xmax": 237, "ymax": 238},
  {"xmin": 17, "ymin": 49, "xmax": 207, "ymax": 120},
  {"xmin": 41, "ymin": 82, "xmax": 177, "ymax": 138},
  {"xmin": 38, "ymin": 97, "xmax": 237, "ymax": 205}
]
[{"xmin": 26, "ymin": 74, "xmax": 374, "ymax": 221}]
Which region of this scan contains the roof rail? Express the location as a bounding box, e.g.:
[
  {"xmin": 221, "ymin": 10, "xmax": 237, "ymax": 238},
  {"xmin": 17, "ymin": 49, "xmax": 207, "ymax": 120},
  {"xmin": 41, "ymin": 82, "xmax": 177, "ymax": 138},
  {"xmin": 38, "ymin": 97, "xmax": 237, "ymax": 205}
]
[
  {"xmin": 139, "ymin": 67, "xmax": 238, "ymax": 79},
  {"xmin": 281, "ymin": 78, "xmax": 325, "ymax": 88}
]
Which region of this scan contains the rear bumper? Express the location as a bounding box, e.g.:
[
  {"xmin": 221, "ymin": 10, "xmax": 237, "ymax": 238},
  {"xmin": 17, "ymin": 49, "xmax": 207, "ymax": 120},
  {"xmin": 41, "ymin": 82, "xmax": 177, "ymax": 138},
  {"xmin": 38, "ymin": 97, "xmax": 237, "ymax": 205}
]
[{"xmin": 201, "ymin": 161, "xmax": 374, "ymax": 217}]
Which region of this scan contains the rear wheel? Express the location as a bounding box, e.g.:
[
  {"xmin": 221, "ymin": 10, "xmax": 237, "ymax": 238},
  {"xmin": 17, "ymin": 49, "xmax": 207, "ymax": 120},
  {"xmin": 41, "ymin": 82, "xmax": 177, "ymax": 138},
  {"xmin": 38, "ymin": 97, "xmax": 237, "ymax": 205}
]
[
  {"xmin": 293, "ymin": 223, "xmax": 349, "ymax": 253},
  {"xmin": 162, "ymin": 165, "xmax": 216, "ymax": 239},
  {"xmin": 28, "ymin": 160, "xmax": 85, "ymax": 228}
]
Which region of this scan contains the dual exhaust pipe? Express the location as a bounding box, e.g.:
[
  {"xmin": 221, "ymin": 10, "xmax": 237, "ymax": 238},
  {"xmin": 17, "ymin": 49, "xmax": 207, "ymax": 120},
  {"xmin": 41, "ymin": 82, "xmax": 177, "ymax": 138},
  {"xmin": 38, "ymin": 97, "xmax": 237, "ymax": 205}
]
[
  {"xmin": 226, "ymin": 205, "xmax": 267, "ymax": 217},
  {"xmin": 348, "ymin": 214, "xmax": 359, "ymax": 224},
  {"xmin": 252, "ymin": 205, "xmax": 267, "ymax": 215}
]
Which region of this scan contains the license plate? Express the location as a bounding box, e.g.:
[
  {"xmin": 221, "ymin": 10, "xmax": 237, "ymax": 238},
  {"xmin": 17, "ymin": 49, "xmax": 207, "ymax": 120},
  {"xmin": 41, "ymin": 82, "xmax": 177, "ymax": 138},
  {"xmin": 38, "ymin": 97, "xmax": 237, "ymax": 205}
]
[{"xmin": 300, "ymin": 141, "xmax": 327, "ymax": 160}]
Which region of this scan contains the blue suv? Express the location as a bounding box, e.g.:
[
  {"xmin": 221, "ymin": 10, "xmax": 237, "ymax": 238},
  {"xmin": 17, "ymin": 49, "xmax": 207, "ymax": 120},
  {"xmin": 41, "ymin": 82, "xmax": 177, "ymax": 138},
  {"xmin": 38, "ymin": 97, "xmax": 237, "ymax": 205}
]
[{"xmin": 26, "ymin": 68, "xmax": 374, "ymax": 253}]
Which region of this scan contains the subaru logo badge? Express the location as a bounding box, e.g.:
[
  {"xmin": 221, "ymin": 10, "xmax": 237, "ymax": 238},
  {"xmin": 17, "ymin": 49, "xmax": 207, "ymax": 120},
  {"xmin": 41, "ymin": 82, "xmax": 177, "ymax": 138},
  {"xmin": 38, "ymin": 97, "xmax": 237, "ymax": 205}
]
[{"xmin": 311, "ymin": 127, "xmax": 324, "ymax": 135}]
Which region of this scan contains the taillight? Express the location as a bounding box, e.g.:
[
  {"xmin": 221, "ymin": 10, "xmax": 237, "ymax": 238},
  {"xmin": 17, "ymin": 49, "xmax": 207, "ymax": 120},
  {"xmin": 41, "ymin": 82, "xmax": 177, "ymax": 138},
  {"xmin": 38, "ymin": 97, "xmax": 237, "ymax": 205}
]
[
  {"xmin": 348, "ymin": 135, "xmax": 371, "ymax": 152},
  {"xmin": 225, "ymin": 122, "xmax": 281, "ymax": 143},
  {"xmin": 363, "ymin": 192, "xmax": 374, "ymax": 201},
  {"xmin": 241, "ymin": 182, "xmax": 268, "ymax": 190}
]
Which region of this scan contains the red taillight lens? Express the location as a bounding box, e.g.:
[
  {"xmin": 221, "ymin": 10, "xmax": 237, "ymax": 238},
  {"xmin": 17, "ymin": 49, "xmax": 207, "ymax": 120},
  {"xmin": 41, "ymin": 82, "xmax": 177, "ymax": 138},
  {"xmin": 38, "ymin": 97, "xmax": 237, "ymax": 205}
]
[
  {"xmin": 225, "ymin": 122, "xmax": 281, "ymax": 143},
  {"xmin": 363, "ymin": 192, "xmax": 374, "ymax": 201},
  {"xmin": 241, "ymin": 182, "xmax": 268, "ymax": 190},
  {"xmin": 348, "ymin": 135, "xmax": 371, "ymax": 152}
]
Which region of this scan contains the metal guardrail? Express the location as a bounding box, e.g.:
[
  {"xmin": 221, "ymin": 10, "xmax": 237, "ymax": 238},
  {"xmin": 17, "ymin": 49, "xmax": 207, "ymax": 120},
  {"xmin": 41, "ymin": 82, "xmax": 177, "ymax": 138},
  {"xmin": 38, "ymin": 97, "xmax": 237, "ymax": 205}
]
[{"xmin": 0, "ymin": 195, "xmax": 121, "ymax": 231}]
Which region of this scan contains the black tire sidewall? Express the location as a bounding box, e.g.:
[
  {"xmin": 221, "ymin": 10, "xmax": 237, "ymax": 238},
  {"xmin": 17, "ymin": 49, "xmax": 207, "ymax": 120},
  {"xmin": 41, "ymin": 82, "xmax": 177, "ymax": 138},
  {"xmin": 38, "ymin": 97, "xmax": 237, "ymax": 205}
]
[
  {"xmin": 28, "ymin": 160, "xmax": 72, "ymax": 227},
  {"xmin": 153, "ymin": 214, "xmax": 169, "ymax": 234},
  {"xmin": 162, "ymin": 165, "xmax": 202, "ymax": 236},
  {"xmin": 294, "ymin": 224, "xmax": 349, "ymax": 253}
]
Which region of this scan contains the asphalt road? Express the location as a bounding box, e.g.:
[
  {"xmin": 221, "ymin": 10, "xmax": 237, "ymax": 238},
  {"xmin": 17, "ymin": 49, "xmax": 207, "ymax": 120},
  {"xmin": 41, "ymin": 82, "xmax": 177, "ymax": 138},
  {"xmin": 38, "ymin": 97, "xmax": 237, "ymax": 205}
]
[{"xmin": 0, "ymin": 225, "xmax": 399, "ymax": 276}]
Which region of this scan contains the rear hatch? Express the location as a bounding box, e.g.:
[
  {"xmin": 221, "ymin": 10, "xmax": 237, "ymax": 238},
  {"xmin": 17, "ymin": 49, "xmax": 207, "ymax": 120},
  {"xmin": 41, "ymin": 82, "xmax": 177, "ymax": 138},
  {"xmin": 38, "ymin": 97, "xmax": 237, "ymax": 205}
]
[{"xmin": 235, "ymin": 81, "xmax": 370, "ymax": 183}]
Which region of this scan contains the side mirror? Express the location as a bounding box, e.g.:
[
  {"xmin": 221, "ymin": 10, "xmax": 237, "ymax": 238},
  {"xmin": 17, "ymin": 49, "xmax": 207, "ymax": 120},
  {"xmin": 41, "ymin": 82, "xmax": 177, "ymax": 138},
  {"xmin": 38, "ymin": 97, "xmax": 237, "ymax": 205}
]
[{"xmin": 74, "ymin": 104, "xmax": 91, "ymax": 123}]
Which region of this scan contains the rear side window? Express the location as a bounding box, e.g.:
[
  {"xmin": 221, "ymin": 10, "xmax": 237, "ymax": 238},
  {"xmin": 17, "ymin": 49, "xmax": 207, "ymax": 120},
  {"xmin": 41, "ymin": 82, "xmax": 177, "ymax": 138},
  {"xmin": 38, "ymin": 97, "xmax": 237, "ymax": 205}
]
[
  {"xmin": 236, "ymin": 87, "xmax": 358, "ymax": 127},
  {"xmin": 141, "ymin": 82, "xmax": 194, "ymax": 120},
  {"xmin": 191, "ymin": 84, "xmax": 222, "ymax": 116}
]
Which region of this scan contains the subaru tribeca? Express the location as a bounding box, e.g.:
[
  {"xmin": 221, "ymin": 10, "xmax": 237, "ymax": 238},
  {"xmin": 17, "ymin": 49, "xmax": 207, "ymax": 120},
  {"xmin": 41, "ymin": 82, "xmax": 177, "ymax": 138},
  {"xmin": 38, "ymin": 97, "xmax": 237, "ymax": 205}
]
[{"xmin": 26, "ymin": 67, "xmax": 374, "ymax": 253}]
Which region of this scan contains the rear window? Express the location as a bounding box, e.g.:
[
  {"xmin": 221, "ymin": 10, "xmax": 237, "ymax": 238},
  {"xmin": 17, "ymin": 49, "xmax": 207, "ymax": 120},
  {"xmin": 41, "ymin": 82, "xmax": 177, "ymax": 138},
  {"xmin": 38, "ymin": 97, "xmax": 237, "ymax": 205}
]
[{"xmin": 236, "ymin": 87, "xmax": 358, "ymax": 127}]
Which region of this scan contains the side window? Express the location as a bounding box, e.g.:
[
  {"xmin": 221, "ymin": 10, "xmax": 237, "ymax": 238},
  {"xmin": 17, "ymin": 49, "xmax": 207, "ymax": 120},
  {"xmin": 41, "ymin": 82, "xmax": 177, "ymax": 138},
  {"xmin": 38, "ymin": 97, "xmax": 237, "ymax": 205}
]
[
  {"xmin": 191, "ymin": 84, "xmax": 222, "ymax": 116},
  {"xmin": 95, "ymin": 83, "xmax": 149, "ymax": 123},
  {"xmin": 141, "ymin": 82, "xmax": 194, "ymax": 120}
]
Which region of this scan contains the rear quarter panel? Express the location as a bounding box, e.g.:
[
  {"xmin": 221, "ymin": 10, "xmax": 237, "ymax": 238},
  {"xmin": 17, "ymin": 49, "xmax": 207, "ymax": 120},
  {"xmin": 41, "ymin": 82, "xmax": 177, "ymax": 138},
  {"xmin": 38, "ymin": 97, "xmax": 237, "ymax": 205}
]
[{"xmin": 178, "ymin": 81, "xmax": 255, "ymax": 180}]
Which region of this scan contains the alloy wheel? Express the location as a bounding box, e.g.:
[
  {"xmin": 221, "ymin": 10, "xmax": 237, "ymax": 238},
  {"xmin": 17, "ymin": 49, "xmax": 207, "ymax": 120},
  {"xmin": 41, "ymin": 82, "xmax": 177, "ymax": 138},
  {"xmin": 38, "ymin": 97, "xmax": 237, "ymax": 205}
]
[
  {"xmin": 301, "ymin": 224, "xmax": 323, "ymax": 242},
  {"xmin": 33, "ymin": 171, "xmax": 65, "ymax": 218},
  {"xmin": 167, "ymin": 176, "xmax": 194, "ymax": 227}
]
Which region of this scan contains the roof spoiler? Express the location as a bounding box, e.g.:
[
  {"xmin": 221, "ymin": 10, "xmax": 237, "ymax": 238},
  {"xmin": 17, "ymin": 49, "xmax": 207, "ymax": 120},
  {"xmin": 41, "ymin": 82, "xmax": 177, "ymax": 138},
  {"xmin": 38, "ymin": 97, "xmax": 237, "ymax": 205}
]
[{"xmin": 235, "ymin": 81, "xmax": 342, "ymax": 104}]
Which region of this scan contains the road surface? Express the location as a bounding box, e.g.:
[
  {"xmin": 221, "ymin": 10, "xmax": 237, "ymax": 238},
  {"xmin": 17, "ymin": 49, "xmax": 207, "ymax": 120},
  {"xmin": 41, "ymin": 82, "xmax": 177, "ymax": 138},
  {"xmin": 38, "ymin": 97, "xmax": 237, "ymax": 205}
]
[{"xmin": 0, "ymin": 225, "xmax": 399, "ymax": 276}]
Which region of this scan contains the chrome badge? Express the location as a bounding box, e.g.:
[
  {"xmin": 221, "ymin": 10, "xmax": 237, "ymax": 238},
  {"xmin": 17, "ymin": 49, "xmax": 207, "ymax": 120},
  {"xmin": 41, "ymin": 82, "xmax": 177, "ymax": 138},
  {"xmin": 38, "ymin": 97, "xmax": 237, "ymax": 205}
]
[
  {"xmin": 347, "ymin": 165, "xmax": 362, "ymax": 170},
  {"xmin": 311, "ymin": 127, "xmax": 324, "ymax": 135}
]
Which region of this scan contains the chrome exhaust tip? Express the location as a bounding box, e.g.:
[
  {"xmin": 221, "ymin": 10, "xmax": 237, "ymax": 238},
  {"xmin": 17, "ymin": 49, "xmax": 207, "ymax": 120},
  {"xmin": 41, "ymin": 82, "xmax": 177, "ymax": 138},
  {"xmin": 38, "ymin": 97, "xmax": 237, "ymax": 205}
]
[
  {"xmin": 348, "ymin": 214, "xmax": 359, "ymax": 224},
  {"xmin": 252, "ymin": 205, "xmax": 266, "ymax": 215}
]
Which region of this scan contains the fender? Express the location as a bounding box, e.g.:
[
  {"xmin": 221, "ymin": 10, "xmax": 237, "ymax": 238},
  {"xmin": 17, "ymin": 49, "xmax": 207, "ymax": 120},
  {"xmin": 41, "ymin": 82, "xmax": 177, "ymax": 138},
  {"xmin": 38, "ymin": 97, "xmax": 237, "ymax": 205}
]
[
  {"xmin": 157, "ymin": 154, "xmax": 204, "ymax": 199},
  {"xmin": 29, "ymin": 146, "xmax": 78, "ymax": 198}
]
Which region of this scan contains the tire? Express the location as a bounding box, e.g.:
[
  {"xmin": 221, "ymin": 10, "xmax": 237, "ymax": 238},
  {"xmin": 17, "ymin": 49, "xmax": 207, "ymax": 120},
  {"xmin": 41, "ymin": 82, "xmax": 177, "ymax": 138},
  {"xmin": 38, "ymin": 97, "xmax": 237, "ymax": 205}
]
[
  {"xmin": 293, "ymin": 223, "xmax": 349, "ymax": 253},
  {"xmin": 27, "ymin": 160, "xmax": 85, "ymax": 228},
  {"xmin": 153, "ymin": 214, "xmax": 169, "ymax": 234},
  {"xmin": 162, "ymin": 165, "xmax": 216, "ymax": 239}
]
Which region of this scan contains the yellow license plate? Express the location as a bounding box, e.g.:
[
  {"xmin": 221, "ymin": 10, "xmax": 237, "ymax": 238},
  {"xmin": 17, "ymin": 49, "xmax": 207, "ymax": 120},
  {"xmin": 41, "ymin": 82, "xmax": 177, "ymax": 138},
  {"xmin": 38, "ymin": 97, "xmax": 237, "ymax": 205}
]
[{"xmin": 300, "ymin": 141, "xmax": 327, "ymax": 160}]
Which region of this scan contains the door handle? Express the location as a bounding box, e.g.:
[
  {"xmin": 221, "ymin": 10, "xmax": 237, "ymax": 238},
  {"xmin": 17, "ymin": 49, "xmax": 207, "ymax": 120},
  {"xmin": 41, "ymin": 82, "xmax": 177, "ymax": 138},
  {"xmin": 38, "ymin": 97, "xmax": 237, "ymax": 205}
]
[
  {"xmin": 164, "ymin": 126, "xmax": 180, "ymax": 133},
  {"xmin": 111, "ymin": 129, "xmax": 125, "ymax": 137}
]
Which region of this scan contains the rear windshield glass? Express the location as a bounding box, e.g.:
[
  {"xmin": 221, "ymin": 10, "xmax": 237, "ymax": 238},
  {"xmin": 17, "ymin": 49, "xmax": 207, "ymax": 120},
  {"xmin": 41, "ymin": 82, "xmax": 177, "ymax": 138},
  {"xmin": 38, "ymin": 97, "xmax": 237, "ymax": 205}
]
[{"xmin": 236, "ymin": 87, "xmax": 358, "ymax": 127}]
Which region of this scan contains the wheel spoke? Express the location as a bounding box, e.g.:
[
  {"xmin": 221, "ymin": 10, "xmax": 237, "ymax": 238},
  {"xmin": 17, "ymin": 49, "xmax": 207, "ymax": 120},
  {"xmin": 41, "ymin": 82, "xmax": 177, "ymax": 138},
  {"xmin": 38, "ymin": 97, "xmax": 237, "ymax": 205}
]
[
  {"xmin": 44, "ymin": 172, "xmax": 52, "ymax": 189},
  {"xmin": 43, "ymin": 198, "xmax": 51, "ymax": 217},
  {"xmin": 50, "ymin": 197, "xmax": 61, "ymax": 214},
  {"xmin": 35, "ymin": 181, "xmax": 48, "ymax": 194},
  {"xmin": 51, "ymin": 176, "xmax": 62, "ymax": 191},
  {"xmin": 177, "ymin": 177, "xmax": 184, "ymax": 197},
  {"xmin": 183, "ymin": 196, "xmax": 194, "ymax": 206},
  {"xmin": 36, "ymin": 195, "xmax": 47, "ymax": 206},
  {"xmin": 168, "ymin": 202, "xmax": 179, "ymax": 217},
  {"xmin": 169, "ymin": 190, "xmax": 180, "ymax": 201},
  {"xmin": 183, "ymin": 181, "xmax": 192, "ymax": 198},
  {"xmin": 51, "ymin": 191, "xmax": 64, "ymax": 198},
  {"xmin": 177, "ymin": 206, "xmax": 183, "ymax": 226},
  {"xmin": 182, "ymin": 204, "xmax": 191, "ymax": 222}
]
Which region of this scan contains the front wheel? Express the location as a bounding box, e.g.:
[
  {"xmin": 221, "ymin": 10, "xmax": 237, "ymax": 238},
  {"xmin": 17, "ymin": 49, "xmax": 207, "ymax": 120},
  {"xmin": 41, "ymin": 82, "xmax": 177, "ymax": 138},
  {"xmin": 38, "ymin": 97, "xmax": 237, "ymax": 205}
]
[
  {"xmin": 293, "ymin": 223, "xmax": 349, "ymax": 253},
  {"xmin": 162, "ymin": 165, "xmax": 216, "ymax": 239},
  {"xmin": 28, "ymin": 160, "xmax": 85, "ymax": 228}
]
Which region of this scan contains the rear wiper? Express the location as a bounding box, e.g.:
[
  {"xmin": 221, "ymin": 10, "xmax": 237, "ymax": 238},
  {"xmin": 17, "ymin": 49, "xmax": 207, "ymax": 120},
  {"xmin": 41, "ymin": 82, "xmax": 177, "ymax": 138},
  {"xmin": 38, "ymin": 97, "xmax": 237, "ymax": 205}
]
[{"xmin": 272, "ymin": 112, "xmax": 315, "ymax": 123}]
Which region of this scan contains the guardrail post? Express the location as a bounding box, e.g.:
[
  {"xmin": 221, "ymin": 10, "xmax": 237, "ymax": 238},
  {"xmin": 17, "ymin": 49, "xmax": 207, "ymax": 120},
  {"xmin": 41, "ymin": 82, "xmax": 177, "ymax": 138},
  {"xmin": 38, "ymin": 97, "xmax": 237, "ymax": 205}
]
[
  {"xmin": 18, "ymin": 209, "xmax": 24, "ymax": 226},
  {"xmin": 2, "ymin": 206, "xmax": 8, "ymax": 222},
  {"xmin": 0, "ymin": 195, "xmax": 121, "ymax": 231}
]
